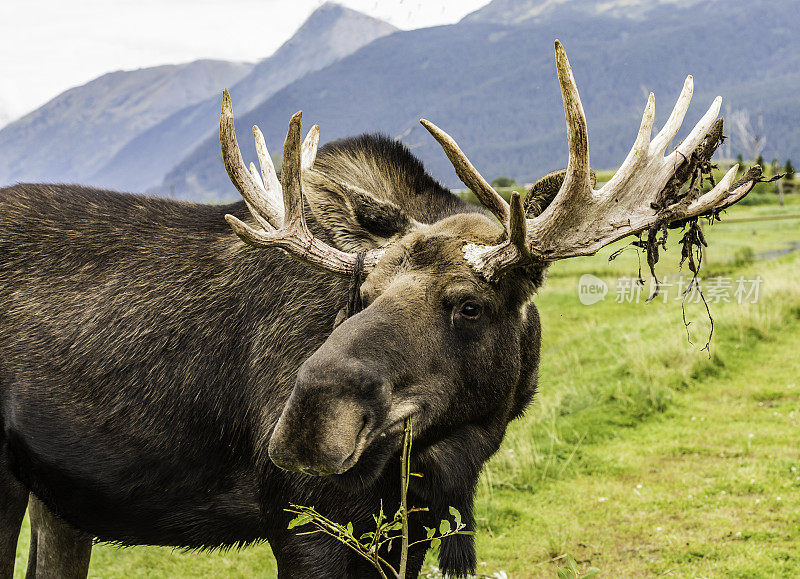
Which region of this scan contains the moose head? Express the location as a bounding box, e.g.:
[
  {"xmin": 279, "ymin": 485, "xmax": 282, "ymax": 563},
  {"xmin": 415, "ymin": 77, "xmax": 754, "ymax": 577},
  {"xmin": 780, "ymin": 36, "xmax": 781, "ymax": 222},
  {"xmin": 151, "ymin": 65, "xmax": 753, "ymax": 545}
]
[{"xmin": 219, "ymin": 41, "xmax": 758, "ymax": 486}]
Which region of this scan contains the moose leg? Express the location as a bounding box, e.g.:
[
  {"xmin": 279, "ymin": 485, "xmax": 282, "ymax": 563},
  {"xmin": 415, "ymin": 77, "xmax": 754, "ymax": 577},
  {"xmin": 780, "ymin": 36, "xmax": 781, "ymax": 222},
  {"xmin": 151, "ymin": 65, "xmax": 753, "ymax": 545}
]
[
  {"xmin": 25, "ymin": 496, "xmax": 92, "ymax": 579},
  {"xmin": 0, "ymin": 464, "xmax": 28, "ymax": 579}
]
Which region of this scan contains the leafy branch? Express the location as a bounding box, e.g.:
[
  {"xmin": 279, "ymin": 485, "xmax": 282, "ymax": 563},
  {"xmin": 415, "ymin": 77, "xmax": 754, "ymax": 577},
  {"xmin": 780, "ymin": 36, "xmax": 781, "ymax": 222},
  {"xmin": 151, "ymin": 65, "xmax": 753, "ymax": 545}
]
[{"xmin": 285, "ymin": 418, "xmax": 472, "ymax": 578}]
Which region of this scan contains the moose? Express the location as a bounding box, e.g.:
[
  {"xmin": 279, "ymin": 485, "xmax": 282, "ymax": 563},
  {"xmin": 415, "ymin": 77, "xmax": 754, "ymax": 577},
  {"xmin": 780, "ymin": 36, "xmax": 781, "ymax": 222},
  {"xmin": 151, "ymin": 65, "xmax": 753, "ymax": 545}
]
[{"xmin": 0, "ymin": 42, "xmax": 758, "ymax": 578}]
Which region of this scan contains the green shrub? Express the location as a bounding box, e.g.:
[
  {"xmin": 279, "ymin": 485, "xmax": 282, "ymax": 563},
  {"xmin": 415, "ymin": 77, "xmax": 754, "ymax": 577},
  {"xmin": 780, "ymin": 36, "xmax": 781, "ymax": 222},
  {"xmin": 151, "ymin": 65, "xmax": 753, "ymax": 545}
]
[{"xmin": 491, "ymin": 176, "xmax": 516, "ymax": 188}]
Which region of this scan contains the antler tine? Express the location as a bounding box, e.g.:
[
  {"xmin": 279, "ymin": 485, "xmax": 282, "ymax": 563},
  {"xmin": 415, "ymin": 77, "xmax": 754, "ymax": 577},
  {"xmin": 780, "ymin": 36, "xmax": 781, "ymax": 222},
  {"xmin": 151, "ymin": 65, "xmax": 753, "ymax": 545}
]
[
  {"xmin": 715, "ymin": 166, "xmax": 763, "ymax": 212},
  {"xmin": 249, "ymin": 121, "xmax": 320, "ymax": 221},
  {"xmin": 248, "ymin": 162, "xmax": 263, "ymax": 188},
  {"xmin": 672, "ymin": 96, "xmax": 722, "ymax": 162},
  {"xmin": 223, "ymin": 99, "xmax": 386, "ymax": 276},
  {"xmin": 247, "ymin": 162, "xmax": 275, "ymax": 232},
  {"xmin": 554, "ymin": 40, "xmax": 593, "ymax": 200},
  {"xmin": 633, "ymin": 92, "xmax": 657, "ymax": 157},
  {"xmin": 220, "ymin": 90, "xmax": 283, "ymax": 229},
  {"xmin": 281, "ymin": 112, "xmax": 305, "ymax": 226},
  {"xmin": 462, "ymin": 191, "xmax": 530, "ymax": 280},
  {"xmin": 302, "ymin": 124, "xmax": 320, "ymax": 170},
  {"xmin": 651, "ymin": 76, "xmax": 693, "ymax": 154},
  {"xmin": 252, "ymin": 124, "xmax": 283, "ymax": 217},
  {"xmin": 456, "ymin": 41, "xmax": 762, "ymax": 281},
  {"xmin": 681, "ymin": 164, "xmax": 739, "ymax": 215},
  {"xmin": 508, "ymin": 192, "xmax": 527, "ymax": 251},
  {"xmin": 420, "ymin": 119, "xmax": 510, "ymax": 225},
  {"xmin": 224, "ymin": 213, "xmax": 273, "ymax": 247},
  {"xmin": 602, "ymin": 93, "xmax": 655, "ymax": 193}
]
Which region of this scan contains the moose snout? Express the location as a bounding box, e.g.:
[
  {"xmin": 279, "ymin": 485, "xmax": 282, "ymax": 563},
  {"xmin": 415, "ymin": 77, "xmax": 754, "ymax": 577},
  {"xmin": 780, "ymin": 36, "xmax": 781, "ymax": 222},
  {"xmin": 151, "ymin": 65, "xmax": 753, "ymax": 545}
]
[{"xmin": 268, "ymin": 361, "xmax": 389, "ymax": 475}]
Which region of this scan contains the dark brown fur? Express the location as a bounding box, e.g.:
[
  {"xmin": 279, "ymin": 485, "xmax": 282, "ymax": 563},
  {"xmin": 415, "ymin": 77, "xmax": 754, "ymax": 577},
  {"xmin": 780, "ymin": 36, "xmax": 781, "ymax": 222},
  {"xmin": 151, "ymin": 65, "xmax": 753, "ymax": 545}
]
[{"xmin": 0, "ymin": 134, "xmax": 542, "ymax": 577}]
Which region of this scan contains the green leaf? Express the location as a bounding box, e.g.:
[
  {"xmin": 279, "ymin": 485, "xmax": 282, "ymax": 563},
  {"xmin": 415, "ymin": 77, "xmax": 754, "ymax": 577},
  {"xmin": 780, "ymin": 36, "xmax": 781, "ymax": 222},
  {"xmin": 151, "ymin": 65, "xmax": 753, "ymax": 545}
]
[
  {"xmin": 345, "ymin": 522, "xmax": 353, "ymax": 536},
  {"xmin": 287, "ymin": 514, "xmax": 312, "ymax": 529},
  {"xmin": 360, "ymin": 531, "xmax": 375, "ymax": 540},
  {"xmin": 448, "ymin": 506, "xmax": 462, "ymax": 528},
  {"xmin": 424, "ymin": 526, "xmax": 435, "ymax": 539},
  {"xmin": 430, "ymin": 538, "xmax": 441, "ymax": 550},
  {"xmin": 439, "ymin": 519, "xmax": 451, "ymax": 535},
  {"xmin": 585, "ymin": 568, "xmax": 600, "ymax": 578},
  {"xmin": 556, "ymin": 556, "xmax": 581, "ymax": 578},
  {"xmin": 387, "ymin": 521, "xmax": 403, "ymax": 531}
]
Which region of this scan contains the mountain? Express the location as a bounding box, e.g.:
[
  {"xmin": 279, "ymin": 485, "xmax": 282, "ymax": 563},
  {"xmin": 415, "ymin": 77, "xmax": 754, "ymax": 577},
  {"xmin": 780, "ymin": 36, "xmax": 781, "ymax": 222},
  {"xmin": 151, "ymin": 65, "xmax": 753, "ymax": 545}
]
[
  {"xmin": 157, "ymin": 0, "xmax": 800, "ymax": 201},
  {"xmin": 218, "ymin": 3, "xmax": 398, "ymax": 115},
  {"xmin": 461, "ymin": 0, "xmax": 705, "ymax": 24},
  {"xmin": 0, "ymin": 108, "xmax": 12, "ymax": 131},
  {"xmin": 0, "ymin": 60, "xmax": 253, "ymax": 187},
  {"xmin": 87, "ymin": 3, "xmax": 397, "ymax": 193},
  {"xmin": 0, "ymin": 96, "xmax": 15, "ymax": 131}
]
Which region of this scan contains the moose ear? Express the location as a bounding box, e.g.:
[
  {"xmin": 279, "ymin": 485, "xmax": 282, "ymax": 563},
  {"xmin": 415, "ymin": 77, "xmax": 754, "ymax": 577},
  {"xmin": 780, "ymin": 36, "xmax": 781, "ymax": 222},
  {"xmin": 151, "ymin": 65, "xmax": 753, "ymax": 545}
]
[
  {"xmin": 523, "ymin": 168, "xmax": 597, "ymax": 218},
  {"xmin": 304, "ymin": 170, "xmax": 420, "ymax": 252}
]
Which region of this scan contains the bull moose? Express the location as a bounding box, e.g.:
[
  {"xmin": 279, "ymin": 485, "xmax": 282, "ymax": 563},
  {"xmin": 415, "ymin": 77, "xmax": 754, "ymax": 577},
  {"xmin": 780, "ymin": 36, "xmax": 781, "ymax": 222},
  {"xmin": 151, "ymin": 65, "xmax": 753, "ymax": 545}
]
[{"xmin": 0, "ymin": 42, "xmax": 758, "ymax": 578}]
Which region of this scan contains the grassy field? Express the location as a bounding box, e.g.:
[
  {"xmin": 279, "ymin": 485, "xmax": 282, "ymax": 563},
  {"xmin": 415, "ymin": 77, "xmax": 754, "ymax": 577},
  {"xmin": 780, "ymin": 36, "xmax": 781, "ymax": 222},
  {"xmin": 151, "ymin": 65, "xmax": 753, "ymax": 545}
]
[
  {"xmin": 470, "ymin": 191, "xmax": 800, "ymax": 577},
  {"xmin": 13, "ymin": 188, "xmax": 800, "ymax": 578}
]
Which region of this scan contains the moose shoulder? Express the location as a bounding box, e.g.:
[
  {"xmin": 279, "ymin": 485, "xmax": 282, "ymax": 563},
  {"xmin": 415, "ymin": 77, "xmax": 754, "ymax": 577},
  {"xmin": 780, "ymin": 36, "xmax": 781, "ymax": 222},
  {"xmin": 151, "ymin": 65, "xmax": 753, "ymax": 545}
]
[{"xmin": 1, "ymin": 41, "xmax": 760, "ymax": 578}]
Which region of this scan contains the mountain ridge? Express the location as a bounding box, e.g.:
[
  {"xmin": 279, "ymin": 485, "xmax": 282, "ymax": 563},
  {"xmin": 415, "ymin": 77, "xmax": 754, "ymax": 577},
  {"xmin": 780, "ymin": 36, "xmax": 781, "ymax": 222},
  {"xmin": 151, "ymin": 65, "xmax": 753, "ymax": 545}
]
[
  {"xmin": 85, "ymin": 2, "xmax": 396, "ymax": 193},
  {"xmin": 0, "ymin": 2, "xmax": 396, "ymax": 192},
  {"xmin": 156, "ymin": 1, "xmax": 799, "ymax": 201},
  {"xmin": 0, "ymin": 59, "xmax": 254, "ymax": 186},
  {"xmin": 463, "ymin": 0, "xmax": 706, "ymax": 23}
]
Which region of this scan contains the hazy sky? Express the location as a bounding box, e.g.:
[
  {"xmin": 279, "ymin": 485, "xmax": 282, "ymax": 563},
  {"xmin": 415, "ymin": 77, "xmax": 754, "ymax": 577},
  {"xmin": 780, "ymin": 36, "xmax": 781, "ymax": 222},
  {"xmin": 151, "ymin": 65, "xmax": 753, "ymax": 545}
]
[{"xmin": 0, "ymin": 0, "xmax": 490, "ymax": 121}]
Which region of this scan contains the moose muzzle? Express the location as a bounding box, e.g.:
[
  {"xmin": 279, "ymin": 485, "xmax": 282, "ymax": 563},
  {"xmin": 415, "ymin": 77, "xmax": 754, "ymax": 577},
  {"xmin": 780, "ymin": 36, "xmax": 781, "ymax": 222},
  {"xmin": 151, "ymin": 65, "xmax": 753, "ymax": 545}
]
[{"xmin": 268, "ymin": 355, "xmax": 391, "ymax": 476}]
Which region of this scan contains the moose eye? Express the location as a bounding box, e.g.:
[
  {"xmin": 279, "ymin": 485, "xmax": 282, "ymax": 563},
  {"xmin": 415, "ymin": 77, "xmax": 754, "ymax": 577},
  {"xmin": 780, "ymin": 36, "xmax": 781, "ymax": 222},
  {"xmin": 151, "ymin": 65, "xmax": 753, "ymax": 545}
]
[{"xmin": 459, "ymin": 301, "xmax": 482, "ymax": 320}]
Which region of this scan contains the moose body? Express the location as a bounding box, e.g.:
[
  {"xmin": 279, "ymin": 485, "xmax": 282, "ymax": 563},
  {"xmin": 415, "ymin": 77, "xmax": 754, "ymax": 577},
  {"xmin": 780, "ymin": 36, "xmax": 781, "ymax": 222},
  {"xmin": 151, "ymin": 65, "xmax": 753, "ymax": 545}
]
[
  {"xmin": 0, "ymin": 186, "xmax": 336, "ymax": 546},
  {"xmin": 1, "ymin": 41, "xmax": 759, "ymax": 578},
  {"xmin": 0, "ymin": 135, "xmax": 541, "ymax": 577}
]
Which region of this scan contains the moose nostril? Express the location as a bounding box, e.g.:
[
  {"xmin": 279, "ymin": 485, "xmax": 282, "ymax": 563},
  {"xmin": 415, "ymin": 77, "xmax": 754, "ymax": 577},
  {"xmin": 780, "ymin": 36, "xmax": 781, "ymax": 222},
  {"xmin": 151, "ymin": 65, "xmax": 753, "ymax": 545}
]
[{"xmin": 268, "ymin": 442, "xmax": 295, "ymax": 471}]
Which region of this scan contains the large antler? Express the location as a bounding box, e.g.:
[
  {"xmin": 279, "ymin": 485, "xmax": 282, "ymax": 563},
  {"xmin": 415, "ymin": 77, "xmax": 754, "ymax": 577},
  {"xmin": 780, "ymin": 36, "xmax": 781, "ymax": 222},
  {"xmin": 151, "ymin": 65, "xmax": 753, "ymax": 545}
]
[
  {"xmin": 422, "ymin": 41, "xmax": 761, "ymax": 281},
  {"xmin": 220, "ymin": 90, "xmax": 384, "ymax": 275}
]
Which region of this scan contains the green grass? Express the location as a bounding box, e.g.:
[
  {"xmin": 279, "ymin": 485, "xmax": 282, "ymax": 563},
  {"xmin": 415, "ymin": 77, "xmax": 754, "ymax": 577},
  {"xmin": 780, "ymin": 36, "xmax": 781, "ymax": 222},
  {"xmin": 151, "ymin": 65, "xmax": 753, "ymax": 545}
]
[
  {"xmin": 13, "ymin": 518, "xmax": 278, "ymax": 578},
  {"xmin": 13, "ymin": 199, "xmax": 800, "ymax": 577},
  {"xmin": 468, "ymin": 200, "xmax": 800, "ymax": 577}
]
